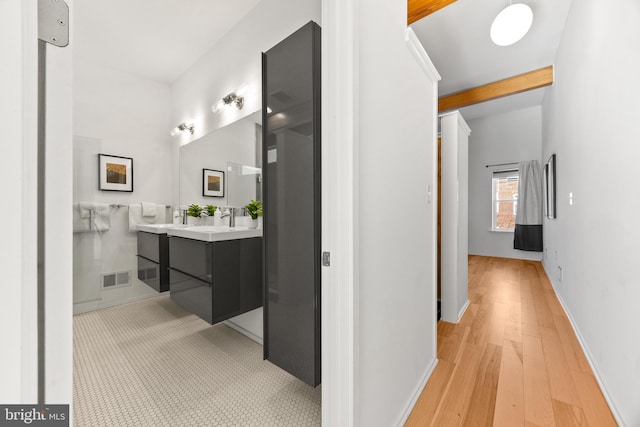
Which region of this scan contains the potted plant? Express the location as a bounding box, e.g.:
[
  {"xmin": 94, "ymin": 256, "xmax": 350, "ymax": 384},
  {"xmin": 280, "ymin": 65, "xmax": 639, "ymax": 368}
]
[
  {"xmin": 245, "ymin": 200, "xmax": 262, "ymax": 229},
  {"xmin": 186, "ymin": 204, "xmax": 203, "ymax": 225},
  {"xmin": 203, "ymin": 205, "xmax": 217, "ymax": 225}
]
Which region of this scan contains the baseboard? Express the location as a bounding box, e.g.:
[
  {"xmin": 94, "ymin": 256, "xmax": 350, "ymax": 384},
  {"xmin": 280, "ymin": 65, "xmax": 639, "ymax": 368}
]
[
  {"xmin": 395, "ymin": 357, "xmax": 439, "ymax": 426},
  {"xmin": 223, "ymin": 320, "xmax": 263, "ymax": 345},
  {"xmin": 542, "ymin": 262, "xmax": 625, "ymax": 426},
  {"xmin": 72, "ymin": 292, "xmax": 163, "ymax": 315},
  {"xmin": 457, "ymin": 300, "xmax": 470, "ymax": 323}
]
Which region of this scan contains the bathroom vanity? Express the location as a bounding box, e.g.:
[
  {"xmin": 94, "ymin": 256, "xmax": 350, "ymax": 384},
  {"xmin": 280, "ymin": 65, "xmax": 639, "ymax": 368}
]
[{"xmin": 166, "ymin": 226, "xmax": 263, "ymax": 325}]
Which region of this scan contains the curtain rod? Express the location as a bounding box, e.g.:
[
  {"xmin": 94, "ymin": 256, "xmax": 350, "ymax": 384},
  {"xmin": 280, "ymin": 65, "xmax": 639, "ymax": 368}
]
[{"xmin": 485, "ymin": 162, "xmax": 519, "ymax": 168}]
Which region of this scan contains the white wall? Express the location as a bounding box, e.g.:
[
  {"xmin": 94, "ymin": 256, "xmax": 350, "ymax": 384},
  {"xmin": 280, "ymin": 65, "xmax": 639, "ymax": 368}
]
[
  {"xmin": 468, "ymin": 106, "xmax": 543, "ymax": 261},
  {"xmin": 170, "ymin": 0, "xmax": 320, "ymax": 341},
  {"xmin": 541, "ymin": 0, "xmax": 640, "ymax": 424},
  {"xmin": 440, "ymin": 111, "xmax": 470, "ymax": 323},
  {"xmin": 72, "ymin": 58, "xmax": 173, "ymax": 313},
  {"xmin": 355, "ymin": 10, "xmax": 438, "ymax": 427}
]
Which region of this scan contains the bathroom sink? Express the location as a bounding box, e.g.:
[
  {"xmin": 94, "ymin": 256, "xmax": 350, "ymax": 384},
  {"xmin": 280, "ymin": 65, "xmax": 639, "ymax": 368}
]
[{"xmin": 166, "ymin": 224, "xmax": 262, "ymax": 242}]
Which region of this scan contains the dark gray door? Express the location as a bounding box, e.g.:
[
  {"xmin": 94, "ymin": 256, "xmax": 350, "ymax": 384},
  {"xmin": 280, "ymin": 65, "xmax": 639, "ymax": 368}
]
[{"xmin": 262, "ymin": 21, "xmax": 321, "ymax": 387}]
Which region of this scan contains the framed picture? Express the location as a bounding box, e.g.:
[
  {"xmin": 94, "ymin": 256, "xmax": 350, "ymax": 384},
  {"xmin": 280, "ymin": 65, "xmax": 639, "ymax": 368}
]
[
  {"xmin": 99, "ymin": 154, "xmax": 133, "ymax": 192},
  {"xmin": 203, "ymin": 169, "xmax": 225, "ymax": 197},
  {"xmin": 545, "ymin": 154, "xmax": 556, "ymax": 219}
]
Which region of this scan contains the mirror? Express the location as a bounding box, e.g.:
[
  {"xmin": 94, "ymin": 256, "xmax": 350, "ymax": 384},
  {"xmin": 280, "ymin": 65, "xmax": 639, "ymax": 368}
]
[
  {"xmin": 544, "ymin": 153, "xmax": 557, "ymax": 219},
  {"xmin": 179, "ymin": 111, "xmax": 262, "ymax": 210}
]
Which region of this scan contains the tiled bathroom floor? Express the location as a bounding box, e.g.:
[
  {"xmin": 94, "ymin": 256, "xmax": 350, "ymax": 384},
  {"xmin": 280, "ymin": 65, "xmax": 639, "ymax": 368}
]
[{"xmin": 73, "ymin": 295, "xmax": 321, "ymax": 426}]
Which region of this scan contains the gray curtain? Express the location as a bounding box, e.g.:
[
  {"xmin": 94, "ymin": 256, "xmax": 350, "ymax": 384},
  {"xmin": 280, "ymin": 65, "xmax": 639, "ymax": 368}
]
[{"xmin": 514, "ymin": 160, "xmax": 543, "ymax": 252}]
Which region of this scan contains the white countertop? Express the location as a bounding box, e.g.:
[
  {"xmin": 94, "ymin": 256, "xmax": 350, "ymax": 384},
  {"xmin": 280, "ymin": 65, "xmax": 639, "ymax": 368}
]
[
  {"xmin": 137, "ymin": 224, "xmax": 263, "ymax": 242},
  {"xmin": 136, "ymin": 223, "xmax": 187, "ymax": 234}
]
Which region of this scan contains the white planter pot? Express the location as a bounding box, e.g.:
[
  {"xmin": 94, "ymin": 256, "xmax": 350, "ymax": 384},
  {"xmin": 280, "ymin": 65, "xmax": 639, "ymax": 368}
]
[
  {"xmin": 247, "ymin": 218, "xmax": 258, "ymax": 229},
  {"xmin": 186, "ymin": 216, "xmax": 202, "ymax": 225}
]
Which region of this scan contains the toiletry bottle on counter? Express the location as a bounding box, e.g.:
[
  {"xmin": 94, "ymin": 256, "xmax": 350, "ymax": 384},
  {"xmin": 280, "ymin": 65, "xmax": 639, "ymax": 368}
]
[
  {"xmin": 213, "ymin": 208, "xmax": 222, "ymax": 226},
  {"xmin": 172, "ymin": 208, "xmax": 180, "ymax": 224}
]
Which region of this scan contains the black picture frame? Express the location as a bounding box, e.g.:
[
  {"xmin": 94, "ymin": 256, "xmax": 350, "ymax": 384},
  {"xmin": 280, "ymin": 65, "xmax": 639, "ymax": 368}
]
[
  {"xmin": 98, "ymin": 153, "xmax": 133, "ymax": 192},
  {"xmin": 545, "ymin": 154, "xmax": 556, "ymax": 219},
  {"xmin": 203, "ymin": 169, "xmax": 225, "ymax": 197}
]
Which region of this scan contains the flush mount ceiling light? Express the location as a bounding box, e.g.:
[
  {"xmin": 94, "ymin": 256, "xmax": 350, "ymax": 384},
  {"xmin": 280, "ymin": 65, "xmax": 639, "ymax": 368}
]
[
  {"xmin": 490, "ymin": 3, "xmax": 533, "ymax": 46},
  {"xmin": 170, "ymin": 122, "xmax": 194, "ymax": 137},
  {"xmin": 212, "ymin": 83, "xmax": 249, "ymax": 113}
]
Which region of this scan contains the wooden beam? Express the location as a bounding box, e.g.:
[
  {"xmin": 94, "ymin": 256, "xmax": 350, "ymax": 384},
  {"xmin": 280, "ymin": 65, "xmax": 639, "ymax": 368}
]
[
  {"xmin": 408, "ymin": 0, "xmax": 457, "ymax": 25},
  {"xmin": 438, "ymin": 66, "xmax": 554, "ymax": 112}
]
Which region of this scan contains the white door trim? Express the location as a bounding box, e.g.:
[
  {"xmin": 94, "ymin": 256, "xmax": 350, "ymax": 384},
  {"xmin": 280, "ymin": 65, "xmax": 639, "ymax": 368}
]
[{"xmin": 321, "ymin": 0, "xmax": 358, "ymax": 424}]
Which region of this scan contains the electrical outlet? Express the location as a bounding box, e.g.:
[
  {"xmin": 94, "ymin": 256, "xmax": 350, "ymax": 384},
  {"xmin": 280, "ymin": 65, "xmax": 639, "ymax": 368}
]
[{"xmin": 557, "ymin": 266, "xmax": 563, "ymax": 283}]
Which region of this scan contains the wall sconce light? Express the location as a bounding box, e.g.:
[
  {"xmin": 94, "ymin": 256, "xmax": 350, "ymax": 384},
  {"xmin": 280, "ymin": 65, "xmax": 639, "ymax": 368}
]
[
  {"xmin": 212, "ymin": 83, "xmax": 249, "ymax": 113},
  {"xmin": 170, "ymin": 122, "xmax": 194, "ymax": 136}
]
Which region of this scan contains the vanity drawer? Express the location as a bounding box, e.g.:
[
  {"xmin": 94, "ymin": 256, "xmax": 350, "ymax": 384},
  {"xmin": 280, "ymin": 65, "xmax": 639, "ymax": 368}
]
[
  {"xmin": 137, "ymin": 231, "xmax": 161, "ymax": 262},
  {"xmin": 137, "ymin": 256, "xmax": 160, "ymax": 292},
  {"xmin": 169, "ymin": 237, "xmax": 213, "ymax": 283},
  {"xmin": 169, "ymin": 269, "xmax": 213, "ymax": 324},
  {"xmin": 137, "ymin": 256, "xmax": 170, "ymax": 293}
]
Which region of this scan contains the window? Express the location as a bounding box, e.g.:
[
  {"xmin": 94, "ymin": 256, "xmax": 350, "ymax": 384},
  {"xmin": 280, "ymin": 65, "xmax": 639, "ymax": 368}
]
[{"xmin": 492, "ymin": 169, "xmax": 519, "ymax": 231}]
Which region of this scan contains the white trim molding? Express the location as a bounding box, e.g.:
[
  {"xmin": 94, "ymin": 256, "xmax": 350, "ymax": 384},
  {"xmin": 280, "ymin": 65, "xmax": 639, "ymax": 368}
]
[
  {"xmin": 395, "ymin": 358, "xmax": 439, "ymax": 426},
  {"xmin": 457, "ymin": 300, "xmax": 470, "ymax": 323},
  {"xmin": 405, "ymin": 27, "xmax": 441, "ymax": 83},
  {"xmin": 543, "ymin": 261, "xmax": 624, "ymax": 426},
  {"xmin": 321, "ymin": 0, "xmax": 358, "ymax": 425}
]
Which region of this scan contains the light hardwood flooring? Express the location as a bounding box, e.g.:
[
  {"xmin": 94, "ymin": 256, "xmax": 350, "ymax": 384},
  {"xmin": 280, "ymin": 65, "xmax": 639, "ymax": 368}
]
[{"xmin": 406, "ymin": 256, "xmax": 617, "ymax": 427}]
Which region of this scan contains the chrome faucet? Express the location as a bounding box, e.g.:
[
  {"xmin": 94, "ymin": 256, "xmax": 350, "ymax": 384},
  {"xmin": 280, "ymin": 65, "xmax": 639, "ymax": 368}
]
[
  {"xmin": 221, "ymin": 207, "xmax": 235, "ymax": 228},
  {"xmin": 182, "ymin": 209, "xmax": 188, "ymax": 225}
]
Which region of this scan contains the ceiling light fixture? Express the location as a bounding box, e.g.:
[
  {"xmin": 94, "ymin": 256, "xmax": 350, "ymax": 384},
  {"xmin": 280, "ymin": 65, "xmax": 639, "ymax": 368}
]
[
  {"xmin": 490, "ymin": 3, "xmax": 533, "ymax": 47},
  {"xmin": 170, "ymin": 122, "xmax": 194, "ymax": 136},
  {"xmin": 212, "ymin": 83, "xmax": 249, "ymax": 113}
]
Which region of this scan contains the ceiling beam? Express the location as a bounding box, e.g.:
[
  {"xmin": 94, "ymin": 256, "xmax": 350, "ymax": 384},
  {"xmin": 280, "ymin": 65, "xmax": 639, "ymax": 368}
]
[
  {"xmin": 408, "ymin": 0, "xmax": 457, "ymax": 25},
  {"xmin": 438, "ymin": 65, "xmax": 554, "ymax": 112}
]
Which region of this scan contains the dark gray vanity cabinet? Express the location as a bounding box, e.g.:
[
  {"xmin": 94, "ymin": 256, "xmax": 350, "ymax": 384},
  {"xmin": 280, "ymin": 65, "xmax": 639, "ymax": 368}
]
[
  {"xmin": 262, "ymin": 21, "xmax": 321, "ymax": 387},
  {"xmin": 168, "ymin": 236, "xmax": 262, "ymax": 325},
  {"xmin": 137, "ymin": 231, "xmax": 170, "ymax": 292}
]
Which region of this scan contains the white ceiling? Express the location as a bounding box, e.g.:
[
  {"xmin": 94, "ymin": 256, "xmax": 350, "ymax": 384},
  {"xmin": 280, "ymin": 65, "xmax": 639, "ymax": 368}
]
[
  {"xmin": 411, "ymin": 0, "xmax": 574, "ymax": 120},
  {"xmin": 73, "ymin": 0, "xmax": 262, "ymax": 84}
]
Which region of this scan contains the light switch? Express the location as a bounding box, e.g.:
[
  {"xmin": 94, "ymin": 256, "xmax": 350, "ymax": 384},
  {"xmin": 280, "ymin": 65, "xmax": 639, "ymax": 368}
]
[
  {"xmin": 427, "ymin": 185, "xmax": 432, "ymax": 203},
  {"xmin": 569, "ymin": 192, "xmax": 574, "ymax": 206}
]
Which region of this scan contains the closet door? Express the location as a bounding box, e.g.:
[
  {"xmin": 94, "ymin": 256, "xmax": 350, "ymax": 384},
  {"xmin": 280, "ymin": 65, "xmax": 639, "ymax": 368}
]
[{"xmin": 262, "ymin": 21, "xmax": 321, "ymax": 387}]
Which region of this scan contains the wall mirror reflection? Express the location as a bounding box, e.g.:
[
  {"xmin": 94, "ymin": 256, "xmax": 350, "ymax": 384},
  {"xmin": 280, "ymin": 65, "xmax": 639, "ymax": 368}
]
[{"xmin": 179, "ymin": 110, "xmax": 262, "ymax": 211}]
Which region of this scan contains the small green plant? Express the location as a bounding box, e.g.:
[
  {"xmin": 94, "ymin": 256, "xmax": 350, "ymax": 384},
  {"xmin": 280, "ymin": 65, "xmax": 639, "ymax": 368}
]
[
  {"xmin": 187, "ymin": 204, "xmax": 203, "ymax": 218},
  {"xmin": 205, "ymin": 205, "xmax": 217, "ymax": 217},
  {"xmin": 245, "ymin": 200, "xmax": 263, "ymax": 220}
]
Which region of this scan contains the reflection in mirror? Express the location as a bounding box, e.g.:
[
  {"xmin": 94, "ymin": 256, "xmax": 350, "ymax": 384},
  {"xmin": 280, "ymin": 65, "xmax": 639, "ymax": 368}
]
[
  {"xmin": 227, "ymin": 162, "xmax": 262, "ymax": 207},
  {"xmin": 179, "ymin": 111, "xmax": 262, "ymax": 210}
]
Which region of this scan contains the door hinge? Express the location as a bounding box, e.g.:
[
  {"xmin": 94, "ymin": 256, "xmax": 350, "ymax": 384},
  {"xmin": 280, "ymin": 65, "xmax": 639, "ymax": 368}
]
[
  {"xmin": 322, "ymin": 251, "xmax": 330, "ymax": 267},
  {"xmin": 38, "ymin": 0, "xmax": 70, "ymax": 47}
]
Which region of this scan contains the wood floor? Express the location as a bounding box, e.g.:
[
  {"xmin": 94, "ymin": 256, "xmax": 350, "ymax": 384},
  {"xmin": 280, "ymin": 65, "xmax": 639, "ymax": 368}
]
[{"xmin": 406, "ymin": 256, "xmax": 617, "ymax": 427}]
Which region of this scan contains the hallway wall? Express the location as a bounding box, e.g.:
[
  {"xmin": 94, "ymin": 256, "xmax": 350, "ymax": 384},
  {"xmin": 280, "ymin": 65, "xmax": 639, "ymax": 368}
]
[
  {"xmin": 541, "ymin": 0, "xmax": 640, "ymax": 424},
  {"xmin": 468, "ymin": 106, "xmax": 543, "ymax": 261},
  {"xmin": 355, "ymin": 12, "xmax": 438, "ymax": 427}
]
